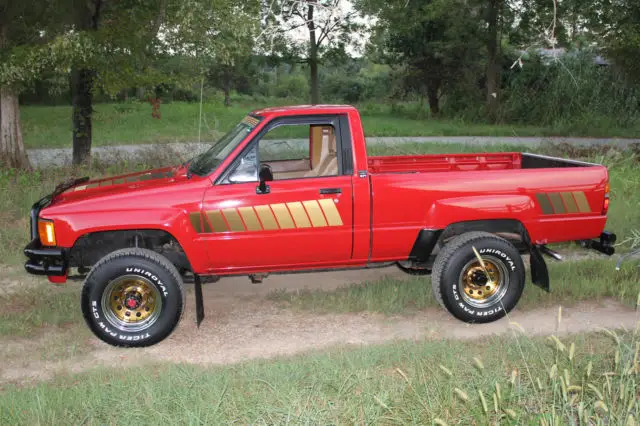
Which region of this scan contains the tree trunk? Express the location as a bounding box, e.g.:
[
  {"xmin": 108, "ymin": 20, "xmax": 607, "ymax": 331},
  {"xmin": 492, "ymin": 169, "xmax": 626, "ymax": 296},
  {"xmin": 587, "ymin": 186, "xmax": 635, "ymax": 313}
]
[
  {"xmin": 71, "ymin": 68, "xmax": 95, "ymax": 165},
  {"xmin": 0, "ymin": 21, "xmax": 30, "ymax": 170},
  {"xmin": 0, "ymin": 87, "xmax": 30, "ymax": 169},
  {"xmin": 486, "ymin": 0, "xmax": 500, "ymax": 122},
  {"xmin": 71, "ymin": 0, "xmax": 102, "ymax": 166},
  {"xmin": 307, "ymin": 1, "xmax": 320, "ymax": 105},
  {"xmin": 223, "ymin": 86, "xmax": 231, "ymax": 107},
  {"xmin": 426, "ymin": 79, "xmax": 440, "ymax": 117}
]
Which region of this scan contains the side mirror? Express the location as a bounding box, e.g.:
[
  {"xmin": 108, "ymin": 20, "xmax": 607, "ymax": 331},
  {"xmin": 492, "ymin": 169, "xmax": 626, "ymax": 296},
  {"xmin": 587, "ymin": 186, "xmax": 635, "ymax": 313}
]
[{"xmin": 257, "ymin": 164, "xmax": 273, "ymax": 194}]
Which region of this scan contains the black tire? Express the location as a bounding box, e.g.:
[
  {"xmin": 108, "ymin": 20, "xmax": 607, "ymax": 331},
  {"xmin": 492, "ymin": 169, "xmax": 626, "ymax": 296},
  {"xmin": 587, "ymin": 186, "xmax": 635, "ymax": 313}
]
[
  {"xmin": 431, "ymin": 231, "xmax": 525, "ymax": 323},
  {"xmin": 81, "ymin": 248, "xmax": 185, "ymax": 347}
]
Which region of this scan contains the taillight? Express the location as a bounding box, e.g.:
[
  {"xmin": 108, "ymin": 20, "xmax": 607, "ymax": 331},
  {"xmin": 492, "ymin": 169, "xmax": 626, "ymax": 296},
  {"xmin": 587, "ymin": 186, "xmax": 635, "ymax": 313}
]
[
  {"xmin": 602, "ymin": 181, "xmax": 610, "ymax": 214},
  {"xmin": 38, "ymin": 219, "xmax": 57, "ymax": 246}
]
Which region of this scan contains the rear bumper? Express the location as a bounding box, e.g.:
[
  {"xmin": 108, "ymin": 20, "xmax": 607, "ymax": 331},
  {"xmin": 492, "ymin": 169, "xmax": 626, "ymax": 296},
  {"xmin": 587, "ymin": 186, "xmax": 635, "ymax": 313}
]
[
  {"xmin": 24, "ymin": 238, "xmax": 68, "ymax": 276},
  {"xmin": 580, "ymin": 231, "xmax": 617, "ymax": 255}
]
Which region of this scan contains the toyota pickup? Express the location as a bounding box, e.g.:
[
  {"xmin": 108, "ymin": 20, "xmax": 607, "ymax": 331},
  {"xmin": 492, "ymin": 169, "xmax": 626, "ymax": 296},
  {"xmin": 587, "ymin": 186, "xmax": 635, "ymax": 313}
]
[{"xmin": 24, "ymin": 105, "xmax": 616, "ymax": 347}]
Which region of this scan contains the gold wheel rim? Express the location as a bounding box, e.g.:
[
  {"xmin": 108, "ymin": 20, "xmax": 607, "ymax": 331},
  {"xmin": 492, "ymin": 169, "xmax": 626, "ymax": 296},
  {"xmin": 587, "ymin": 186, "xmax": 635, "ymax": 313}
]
[
  {"xmin": 101, "ymin": 275, "xmax": 162, "ymax": 332},
  {"xmin": 461, "ymin": 260, "xmax": 502, "ymax": 301}
]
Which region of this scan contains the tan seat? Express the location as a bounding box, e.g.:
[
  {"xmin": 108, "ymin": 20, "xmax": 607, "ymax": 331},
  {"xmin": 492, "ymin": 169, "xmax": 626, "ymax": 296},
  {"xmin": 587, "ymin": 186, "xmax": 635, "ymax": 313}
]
[
  {"xmin": 271, "ymin": 125, "xmax": 338, "ymax": 180},
  {"xmin": 304, "ymin": 126, "xmax": 337, "ymax": 177}
]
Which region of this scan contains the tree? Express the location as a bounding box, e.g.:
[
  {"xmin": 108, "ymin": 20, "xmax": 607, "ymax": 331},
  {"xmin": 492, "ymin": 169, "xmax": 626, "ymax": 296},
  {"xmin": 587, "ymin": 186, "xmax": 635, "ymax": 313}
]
[
  {"xmin": 207, "ymin": 56, "xmax": 256, "ymax": 106},
  {"xmin": 485, "ymin": 0, "xmax": 502, "ymax": 120},
  {"xmin": 62, "ymin": 0, "xmax": 259, "ymax": 165},
  {"xmin": 0, "ymin": 1, "xmax": 61, "ymax": 169},
  {"xmin": 66, "ymin": 0, "xmax": 175, "ymax": 165},
  {"xmin": 360, "ymin": 0, "xmax": 484, "ymax": 115},
  {"xmin": 601, "ymin": 0, "xmax": 640, "ymax": 83},
  {"xmin": 260, "ymin": 0, "xmax": 362, "ymax": 104}
]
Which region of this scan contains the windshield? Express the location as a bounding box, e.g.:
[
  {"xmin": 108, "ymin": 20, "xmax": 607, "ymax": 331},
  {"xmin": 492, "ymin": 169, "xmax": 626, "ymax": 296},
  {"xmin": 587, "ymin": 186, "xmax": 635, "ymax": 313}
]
[{"xmin": 188, "ymin": 115, "xmax": 260, "ymax": 176}]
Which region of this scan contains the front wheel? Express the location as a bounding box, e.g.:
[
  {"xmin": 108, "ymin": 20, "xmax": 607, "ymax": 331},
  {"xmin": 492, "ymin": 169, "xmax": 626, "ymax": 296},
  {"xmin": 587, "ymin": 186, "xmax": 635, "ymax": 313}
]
[
  {"xmin": 431, "ymin": 232, "xmax": 525, "ymax": 323},
  {"xmin": 81, "ymin": 248, "xmax": 185, "ymax": 347}
]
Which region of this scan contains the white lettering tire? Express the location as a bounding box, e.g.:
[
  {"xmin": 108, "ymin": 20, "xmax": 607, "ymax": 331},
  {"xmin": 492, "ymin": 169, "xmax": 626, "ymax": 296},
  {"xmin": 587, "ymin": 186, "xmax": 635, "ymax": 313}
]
[
  {"xmin": 81, "ymin": 248, "xmax": 185, "ymax": 347},
  {"xmin": 431, "ymin": 232, "xmax": 525, "ymax": 323}
]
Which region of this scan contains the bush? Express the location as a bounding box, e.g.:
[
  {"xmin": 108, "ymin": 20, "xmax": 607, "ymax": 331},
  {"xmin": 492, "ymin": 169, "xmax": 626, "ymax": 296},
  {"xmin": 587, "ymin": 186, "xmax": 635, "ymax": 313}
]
[
  {"xmin": 498, "ymin": 51, "xmax": 640, "ymax": 128},
  {"xmin": 273, "ymin": 74, "xmax": 309, "ymax": 99}
]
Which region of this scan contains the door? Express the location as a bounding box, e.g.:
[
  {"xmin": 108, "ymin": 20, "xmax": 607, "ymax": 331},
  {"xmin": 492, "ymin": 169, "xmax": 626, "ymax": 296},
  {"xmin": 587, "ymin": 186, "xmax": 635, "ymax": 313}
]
[{"xmin": 200, "ymin": 115, "xmax": 355, "ymax": 271}]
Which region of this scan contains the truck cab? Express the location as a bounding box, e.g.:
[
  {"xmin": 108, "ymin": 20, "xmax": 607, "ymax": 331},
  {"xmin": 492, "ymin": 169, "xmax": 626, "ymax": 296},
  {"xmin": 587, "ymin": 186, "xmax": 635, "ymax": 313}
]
[{"xmin": 24, "ymin": 104, "xmax": 616, "ymax": 347}]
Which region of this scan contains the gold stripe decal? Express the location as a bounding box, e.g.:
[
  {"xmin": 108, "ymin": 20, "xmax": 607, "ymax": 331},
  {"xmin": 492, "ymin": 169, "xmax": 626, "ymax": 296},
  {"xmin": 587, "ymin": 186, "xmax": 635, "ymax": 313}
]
[
  {"xmin": 189, "ymin": 212, "xmax": 203, "ymax": 233},
  {"xmin": 548, "ymin": 193, "xmax": 566, "ymax": 214},
  {"xmin": 536, "ymin": 193, "xmax": 554, "ymax": 215},
  {"xmin": 271, "ymin": 203, "xmax": 296, "ymax": 229},
  {"xmin": 318, "ymin": 199, "xmax": 343, "ymax": 226},
  {"xmin": 537, "ymin": 191, "xmax": 591, "ymax": 215},
  {"xmin": 207, "ymin": 211, "xmax": 228, "ymax": 232},
  {"xmin": 222, "ymin": 208, "xmax": 246, "ymax": 232},
  {"xmin": 302, "ymin": 200, "xmax": 328, "ymax": 227},
  {"xmin": 572, "ymin": 191, "xmax": 591, "ymax": 213},
  {"xmin": 287, "ymin": 202, "xmax": 311, "ymax": 228},
  {"xmin": 190, "ymin": 199, "xmax": 343, "ymax": 233},
  {"xmin": 255, "ymin": 205, "xmax": 279, "ymax": 230},
  {"xmin": 238, "ymin": 207, "xmax": 262, "ymax": 231},
  {"xmin": 560, "ymin": 192, "xmax": 578, "ymax": 213}
]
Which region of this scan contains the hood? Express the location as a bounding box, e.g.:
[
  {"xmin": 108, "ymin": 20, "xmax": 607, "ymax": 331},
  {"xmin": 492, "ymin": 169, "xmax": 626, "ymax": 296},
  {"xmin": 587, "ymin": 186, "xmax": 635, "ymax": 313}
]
[{"xmin": 50, "ymin": 165, "xmax": 190, "ymax": 206}]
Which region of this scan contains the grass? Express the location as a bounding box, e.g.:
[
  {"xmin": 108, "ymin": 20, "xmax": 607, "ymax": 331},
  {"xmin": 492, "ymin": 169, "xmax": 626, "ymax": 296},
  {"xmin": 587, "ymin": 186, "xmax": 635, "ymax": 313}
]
[
  {"xmin": 268, "ymin": 259, "xmax": 640, "ymax": 315},
  {"xmin": 0, "ymin": 327, "xmax": 637, "ymax": 424},
  {"xmin": 0, "ymin": 283, "xmax": 83, "ymax": 336},
  {"xmin": 20, "ymin": 100, "xmax": 640, "ymax": 150}
]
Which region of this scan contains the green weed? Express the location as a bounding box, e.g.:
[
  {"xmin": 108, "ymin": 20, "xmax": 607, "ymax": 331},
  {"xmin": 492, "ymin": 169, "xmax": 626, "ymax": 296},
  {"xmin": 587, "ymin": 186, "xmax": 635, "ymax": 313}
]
[
  {"xmin": 268, "ymin": 260, "xmax": 640, "ymax": 315},
  {"xmin": 20, "ymin": 100, "xmax": 640, "ymax": 150},
  {"xmin": 0, "ymin": 327, "xmax": 636, "ymax": 424}
]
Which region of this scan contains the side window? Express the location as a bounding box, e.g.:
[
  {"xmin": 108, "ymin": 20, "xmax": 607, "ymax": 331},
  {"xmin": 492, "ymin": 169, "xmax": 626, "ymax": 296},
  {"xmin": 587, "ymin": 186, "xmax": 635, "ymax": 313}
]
[
  {"xmin": 228, "ymin": 143, "xmax": 258, "ymax": 183},
  {"xmin": 261, "ymin": 123, "xmax": 338, "ymax": 180},
  {"xmin": 227, "ymin": 120, "xmax": 340, "ymax": 184}
]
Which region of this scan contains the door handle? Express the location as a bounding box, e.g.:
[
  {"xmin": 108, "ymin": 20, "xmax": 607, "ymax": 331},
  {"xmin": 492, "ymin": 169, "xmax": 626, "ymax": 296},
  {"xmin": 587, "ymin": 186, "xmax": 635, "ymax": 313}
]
[{"xmin": 319, "ymin": 188, "xmax": 342, "ymax": 194}]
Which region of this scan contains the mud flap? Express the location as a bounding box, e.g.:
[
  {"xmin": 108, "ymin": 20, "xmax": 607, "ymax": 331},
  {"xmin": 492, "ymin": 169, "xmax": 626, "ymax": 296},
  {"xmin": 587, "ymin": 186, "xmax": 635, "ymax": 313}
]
[
  {"xmin": 194, "ymin": 274, "xmax": 204, "ymax": 327},
  {"xmin": 529, "ymin": 245, "xmax": 550, "ymax": 291}
]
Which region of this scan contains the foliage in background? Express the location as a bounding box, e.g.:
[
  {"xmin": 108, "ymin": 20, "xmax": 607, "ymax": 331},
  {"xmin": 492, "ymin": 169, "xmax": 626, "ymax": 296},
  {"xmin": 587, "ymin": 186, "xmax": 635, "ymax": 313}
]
[
  {"xmin": 259, "ymin": 0, "xmax": 364, "ymax": 104},
  {"xmin": 360, "ymin": 0, "xmax": 485, "ymax": 116}
]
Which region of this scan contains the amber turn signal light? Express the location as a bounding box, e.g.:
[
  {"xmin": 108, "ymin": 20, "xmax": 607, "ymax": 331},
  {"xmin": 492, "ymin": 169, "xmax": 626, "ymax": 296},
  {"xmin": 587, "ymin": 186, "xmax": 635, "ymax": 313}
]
[{"xmin": 38, "ymin": 220, "xmax": 57, "ymax": 246}]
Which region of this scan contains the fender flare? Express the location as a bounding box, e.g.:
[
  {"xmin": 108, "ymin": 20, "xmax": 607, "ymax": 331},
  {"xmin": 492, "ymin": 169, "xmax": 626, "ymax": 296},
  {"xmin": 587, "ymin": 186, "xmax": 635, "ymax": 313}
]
[{"xmin": 408, "ymin": 219, "xmax": 550, "ymax": 291}]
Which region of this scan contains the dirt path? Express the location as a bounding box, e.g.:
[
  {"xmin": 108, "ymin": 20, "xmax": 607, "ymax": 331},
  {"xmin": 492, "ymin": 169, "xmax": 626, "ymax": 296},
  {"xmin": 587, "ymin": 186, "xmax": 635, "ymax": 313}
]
[{"xmin": 1, "ymin": 266, "xmax": 638, "ymax": 385}]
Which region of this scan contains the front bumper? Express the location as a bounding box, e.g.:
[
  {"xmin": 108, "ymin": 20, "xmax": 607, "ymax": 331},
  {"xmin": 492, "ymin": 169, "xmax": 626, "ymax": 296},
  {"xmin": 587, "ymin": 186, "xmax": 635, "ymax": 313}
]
[{"xmin": 24, "ymin": 238, "xmax": 68, "ymax": 276}]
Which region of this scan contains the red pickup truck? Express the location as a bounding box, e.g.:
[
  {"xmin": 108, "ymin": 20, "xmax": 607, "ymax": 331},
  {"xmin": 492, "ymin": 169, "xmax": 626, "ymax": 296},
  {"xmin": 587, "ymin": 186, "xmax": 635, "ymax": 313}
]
[{"xmin": 24, "ymin": 105, "xmax": 616, "ymax": 347}]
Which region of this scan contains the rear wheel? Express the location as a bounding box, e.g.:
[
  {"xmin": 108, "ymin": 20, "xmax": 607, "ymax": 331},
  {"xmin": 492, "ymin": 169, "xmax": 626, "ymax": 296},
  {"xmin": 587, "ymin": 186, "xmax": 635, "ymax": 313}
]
[
  {"xmin": 81, "ymin": 248, "xmax": 185, "ymax": 347},
  {"xmin": 431, "ymin": 232, "xmax": 525, "ymax": 323}
]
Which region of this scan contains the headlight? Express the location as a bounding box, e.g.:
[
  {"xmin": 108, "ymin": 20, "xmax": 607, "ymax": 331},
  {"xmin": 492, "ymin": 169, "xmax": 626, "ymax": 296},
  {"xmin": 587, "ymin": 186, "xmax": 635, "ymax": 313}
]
[{"xmin": 38, "ymin": 219, "xmax": 57, "ymax": 246}]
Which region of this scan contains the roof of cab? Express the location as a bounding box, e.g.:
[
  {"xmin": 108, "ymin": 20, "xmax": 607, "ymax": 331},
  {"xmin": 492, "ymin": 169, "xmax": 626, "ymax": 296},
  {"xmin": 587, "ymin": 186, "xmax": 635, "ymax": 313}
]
[{"xmin": 251, "ymin": 104, "xmax": 357, "ymax": 117}]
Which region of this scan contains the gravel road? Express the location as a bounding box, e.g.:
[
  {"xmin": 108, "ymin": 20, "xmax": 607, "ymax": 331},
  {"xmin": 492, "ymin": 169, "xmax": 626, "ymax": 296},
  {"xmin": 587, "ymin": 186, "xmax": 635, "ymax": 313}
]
[{"xmin": 26, "ymin": 135, "xmax": 640, "ymax": 167}]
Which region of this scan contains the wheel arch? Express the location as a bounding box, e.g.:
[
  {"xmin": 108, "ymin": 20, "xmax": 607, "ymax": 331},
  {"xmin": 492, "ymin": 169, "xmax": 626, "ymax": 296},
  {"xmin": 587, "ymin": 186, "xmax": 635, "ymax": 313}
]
[
  {"xmin": 438, "ymin": 219, "xmax": 532, "ymax": 251},
  {"xmin": 69, "ymin": 228, "xmax": 193, "ymax": 274},
  {"xmin": 409, "ymin": 219, "xmax": 549, "ymax": 292},
  {"xmin": 409, "ymin": 219, "xmax": 532, "ymax": 263}
]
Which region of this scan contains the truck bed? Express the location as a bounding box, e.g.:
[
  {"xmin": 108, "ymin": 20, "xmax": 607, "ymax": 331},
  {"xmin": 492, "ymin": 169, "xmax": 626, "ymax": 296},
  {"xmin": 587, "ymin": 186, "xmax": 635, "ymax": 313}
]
[{"xmin": 367, "ymin": 152, "xmax": 595, "ymax": 174}]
